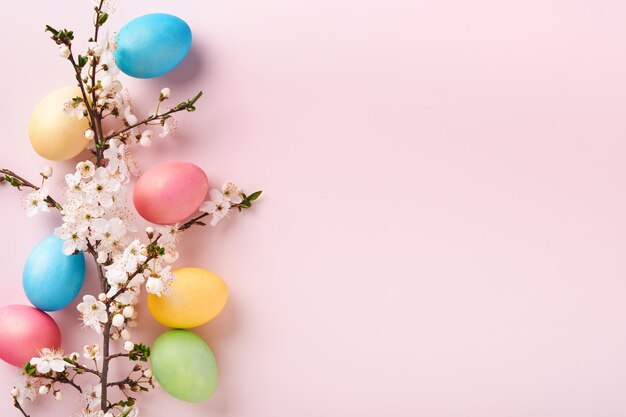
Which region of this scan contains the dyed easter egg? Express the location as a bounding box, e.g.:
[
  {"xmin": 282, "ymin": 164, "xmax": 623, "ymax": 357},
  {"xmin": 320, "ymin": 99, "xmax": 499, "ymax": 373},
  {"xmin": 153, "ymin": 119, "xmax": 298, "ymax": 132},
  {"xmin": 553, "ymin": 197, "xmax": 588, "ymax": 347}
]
[
  {"xmin": 151, "ymin": 330, "xmax": 218, "ymax": 402},
  {"xmin": 148, "ymin": 267, "xmax": 228, "ymax": 328},
  {"xmin": 29, "ymin": 86, "xmax": 90, "ymax": 161},
  {"xmin": 133, "ymin": 161, "xmax": 209, "ymax": 225},
  {"xmin": 23, "ymin": 235, "xmax": 86, "ymax": 311},
  {"xmin": 114, "ymin": 13, "xmax": 192, "ymax": 78},
  {"xmin": 0, "ymin": 305, "xmax": 61, "ymax": 367}
]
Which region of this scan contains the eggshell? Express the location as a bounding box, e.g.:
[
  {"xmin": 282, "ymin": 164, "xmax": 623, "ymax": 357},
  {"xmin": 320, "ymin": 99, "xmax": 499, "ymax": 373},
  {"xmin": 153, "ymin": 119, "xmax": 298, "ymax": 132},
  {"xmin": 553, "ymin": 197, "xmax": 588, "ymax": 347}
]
[
  {"xmin": 0, "ymin": 305, "xmax": 61, "ymax": 367},
  {"xmin": 23, "ymin": 235, "xmax": 86, "ymax": 311},
  {"xmin": 28, "ymin": 86, "xmax": 90, "ymax": 161},
  {"xmin": 148, "ymin": 267, "xmax": 228, "ymax": 328},
  {"xmin": 133, "ymin": 161, "xmax": 209, "ymax": 225},
  {"xmin": 151, "ymin": 330, "xmax": 218, "ymax": 402},
  {"xmin": 114, "ymin": 13, "xmax": 192, "ymax": 78}
]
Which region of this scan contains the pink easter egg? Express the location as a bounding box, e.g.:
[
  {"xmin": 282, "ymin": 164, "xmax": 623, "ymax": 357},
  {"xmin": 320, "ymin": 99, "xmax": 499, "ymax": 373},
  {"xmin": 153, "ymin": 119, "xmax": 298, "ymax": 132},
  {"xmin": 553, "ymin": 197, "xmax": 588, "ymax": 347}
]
[
  {"xmin": 133, "ymin": 161, "xmax": 209, "ymax": 225},
  {"xmin": 0, "ymin": 305, "xmax": 61, "ymax": 367}
]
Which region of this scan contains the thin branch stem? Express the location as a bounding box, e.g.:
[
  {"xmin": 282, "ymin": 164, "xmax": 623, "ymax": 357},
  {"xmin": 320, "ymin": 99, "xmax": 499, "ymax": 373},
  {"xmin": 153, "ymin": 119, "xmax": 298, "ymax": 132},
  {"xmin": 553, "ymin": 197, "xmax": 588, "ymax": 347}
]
[
  {"xmin": 104, "ymin": 106, "xmax": 183, "ymax": 141},
  {"xmin": 13, "ymin": 399, "xmax": 29, "ymax": 417},
  {"xmin": 0, "ymin": 169, "xmax": 63, "ymax": 211}
]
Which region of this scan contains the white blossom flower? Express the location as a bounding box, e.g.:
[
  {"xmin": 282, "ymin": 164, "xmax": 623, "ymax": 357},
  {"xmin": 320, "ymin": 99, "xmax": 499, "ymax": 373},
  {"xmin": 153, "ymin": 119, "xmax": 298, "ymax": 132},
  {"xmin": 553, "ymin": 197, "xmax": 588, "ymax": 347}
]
[
  {"xmin": 145, "ymin": 263, "xmax": 176, "ymax": 296},
  {"xmin": 77, "ymin": 295, "xmax": 108, "ymax": 333},
  {"xmin": 222, "ymin": 181, "xmax": 243, "ymax": 204},
  {"xmin": 63, "ymin": 98, "xmax": 87, "ymax": 119},
  {"xmin": 65, "ymin": 172, "xmax": 84, "ymax": 197},
  {"xmin": 24, "ymin": 188, "xmax": 50, "ymax": 217},
  {"xmin": 82, "ymin": 384, "xmax": 101, "ymax": 409},
  {"xmin": 55, "ymin": 222, "xmax": 89, "ymax": 255},
  {"xmin": 86, "ymin": 167, "xmax": 121, "ymax": 207},
  {"xmin": 12, "ymin": 376, "xmax": 39, "ymax": 405},
  {"xmin": 83, "ymin": 344, "xmax": 101, "ymax": 361},
  {"xmin": 124, "ymin": 105, "xmax": 138, "ymax": 125},
  {"xmin": 156, "ymin": 224, "xmax": 182, "ymax": 245},
  {"xmin": 77, "ymin": 161, "xmax": 96, "ymax": 178},
  {"xmin": 30, "ymin": 348, "xmax": 72, "ymax": 374},
  {"xmin": 139, "ymin": 130, "xmax": 153, "ymax": 147},
  {"xmin": 162, "ymin": 244, "xmax": 179, "ymax": 264},
  {"xmin": 159, "ymin": 119, "xmax": 171, "ymax": 138},
  {"xmin": 91, "ymin": 217, "xmax": 127, "ymax": 249},
  {"xmin": 200, "ymin": 189, "xmax": 232, "ymax": 226}
]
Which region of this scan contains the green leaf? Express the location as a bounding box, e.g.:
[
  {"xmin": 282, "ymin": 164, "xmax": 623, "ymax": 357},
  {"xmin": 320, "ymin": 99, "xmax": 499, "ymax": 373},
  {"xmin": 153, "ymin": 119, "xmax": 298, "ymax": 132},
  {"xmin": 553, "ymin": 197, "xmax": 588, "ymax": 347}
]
[
  {"xmin": 78, "ymin": 55, "xmax": 88, "ymax": 68},
  {"xmin": 44, "ymin": 25, "xmax": 59, "ymax": 35},
  {"xmin": 23, "ymin": 362, "xmax": 36, "ymax": 376},
  {"xmin": 247, "ymin": 190, "xmax": 263, "ymax": 201}
]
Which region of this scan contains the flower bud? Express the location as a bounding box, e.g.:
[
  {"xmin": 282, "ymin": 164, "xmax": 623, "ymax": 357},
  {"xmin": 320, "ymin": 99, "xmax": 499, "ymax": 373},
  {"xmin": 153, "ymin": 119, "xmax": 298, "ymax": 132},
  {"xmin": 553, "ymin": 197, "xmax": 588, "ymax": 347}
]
[
  {"xmin": 41, "ymin": 166, "xmax": 53, "ymax": 179},
  {"xmin": 10, "ymin": 388, "xmax": 18, "ymax": 397},
  {"xmin": 54, "ymin": 391, "xmax": 63, "ymax": 400},
  {"xmin": 97, "ymin": 251, "xmax": 108, "ymax": 264},
  {"xmin": 101, "ymin": 75, "xmax": 113, "ymax": 89},
  {"xmin": 124, "ymin": 341, "xmax": 135, "ymax": 352},
  {"xmin": 120, "ymin": 329, "xmax": 131, "ymax": 340},
  {"xmin": 98, "ymin": 293, "xmax": 107, "ymax": 302},
  {"xmin": 111, "ymin": 332, "xmax": 120, "ymax": 340},
  {"xmin": 69, "ymin": 352, "xmax": 80, "ymax": 361},
  {"xmin": 133, "ymin": 364, "xmax": 142, "ymax": 372},
  {"xmin": 39, "ymin": 385, "xmax": 49, "ymax": 395},
  {"xmin": 160, "ymin": 87, "xmax": 171, "ymax": 100},
  {"xmin": 146, "ymin": 226, "xmax": 155, "ymax": 239},
  {"xmin": 128, "ymin": 320, "xmax": 138, "ymax": 328},
  {"xmin": 112, "ymin": 314, "xmax": 125, "ymax": 327},
  {"xmin": 85, "ymin": 129, "xmax": 95, "ymax": 140},
  {"xmin": 59, "ymin": 45, "xmax": 70, "ymax": 59},
  {"xmin": 144, "ymin": 368, "xmax": 153, "ymax": 378},
  {"xmin": 123, "ymin": 306, "xmax": 134, "ymax": 318}
]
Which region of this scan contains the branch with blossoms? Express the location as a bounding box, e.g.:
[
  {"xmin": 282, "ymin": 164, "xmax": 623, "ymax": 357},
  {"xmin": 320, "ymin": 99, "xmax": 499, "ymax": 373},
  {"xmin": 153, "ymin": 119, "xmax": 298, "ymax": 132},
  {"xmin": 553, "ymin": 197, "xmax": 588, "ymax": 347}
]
[{"xmin": 1, "ymin": 1, "xmax": 262, "ymax": 417}]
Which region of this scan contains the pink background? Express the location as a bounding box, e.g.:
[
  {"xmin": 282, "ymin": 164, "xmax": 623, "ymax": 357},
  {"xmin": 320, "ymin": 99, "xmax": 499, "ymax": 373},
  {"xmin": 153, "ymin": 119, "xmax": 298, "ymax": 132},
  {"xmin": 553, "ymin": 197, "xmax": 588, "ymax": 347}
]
[{"xmin": 1, "ymin": 0, "xmax": 626, "ymax": 416}]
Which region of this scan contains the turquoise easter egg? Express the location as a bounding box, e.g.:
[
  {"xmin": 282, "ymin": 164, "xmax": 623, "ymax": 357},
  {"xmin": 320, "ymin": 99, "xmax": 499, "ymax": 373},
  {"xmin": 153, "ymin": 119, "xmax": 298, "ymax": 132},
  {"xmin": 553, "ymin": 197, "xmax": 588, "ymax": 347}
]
[
  {"xmin": 151, "ymin": 330, "xmax": 218, "ymax": 402},
  {"xmin": 114, "ymin": 13, "xmax": 192, "ymax": 78},
  {"xmin": 22, "ymin": 236, "xmax": 85, "ymax": 311}
]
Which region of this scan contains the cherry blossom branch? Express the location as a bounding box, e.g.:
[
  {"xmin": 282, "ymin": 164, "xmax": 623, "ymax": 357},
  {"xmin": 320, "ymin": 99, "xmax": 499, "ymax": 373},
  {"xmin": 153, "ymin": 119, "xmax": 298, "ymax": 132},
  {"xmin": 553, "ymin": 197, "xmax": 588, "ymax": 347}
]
[
  {"xmin": 0, "ymin": 169, "xmax": 63, "ymax": 211},
  {"xmin": 104, "ymin": 91, "xmax": 203, "ymax": 141},
  {"xmin": 90, "ymin": 0, "xmax": 107, "ymax": 152}
]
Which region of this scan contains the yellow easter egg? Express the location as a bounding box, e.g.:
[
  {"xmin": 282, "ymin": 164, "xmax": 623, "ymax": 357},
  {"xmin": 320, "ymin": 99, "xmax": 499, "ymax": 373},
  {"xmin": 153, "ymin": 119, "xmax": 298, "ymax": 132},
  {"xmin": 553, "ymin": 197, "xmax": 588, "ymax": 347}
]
[
  {"xmin": 148, "ymin": 267, "xmax": 229, "ymax": 328},
  {"xmin": 28, "ymin": 87, "xmax": 90, "ymax": 161}
]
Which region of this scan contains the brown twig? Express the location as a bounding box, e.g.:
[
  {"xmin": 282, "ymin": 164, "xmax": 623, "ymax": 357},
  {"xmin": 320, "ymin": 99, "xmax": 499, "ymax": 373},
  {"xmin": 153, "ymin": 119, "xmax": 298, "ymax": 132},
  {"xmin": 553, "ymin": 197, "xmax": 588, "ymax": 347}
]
[
  {"xmin": 0, "ymin": 169, "xmax": 63, "ymax": 211},
  {"xmin": 13, "ymin": 398, "xmax": 29, "ymax": 417}
]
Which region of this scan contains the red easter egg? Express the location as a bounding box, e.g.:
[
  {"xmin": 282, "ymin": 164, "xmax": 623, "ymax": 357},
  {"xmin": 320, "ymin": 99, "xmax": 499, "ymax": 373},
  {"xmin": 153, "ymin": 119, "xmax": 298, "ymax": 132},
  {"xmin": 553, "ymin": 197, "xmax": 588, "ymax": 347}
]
[
  {"xmin": 0, "ymin": 305, "xmax": 61, "ymax": 367},
  {"xmin": 133, "ymin": 161, "xmax": 209, "ymax": 225}
]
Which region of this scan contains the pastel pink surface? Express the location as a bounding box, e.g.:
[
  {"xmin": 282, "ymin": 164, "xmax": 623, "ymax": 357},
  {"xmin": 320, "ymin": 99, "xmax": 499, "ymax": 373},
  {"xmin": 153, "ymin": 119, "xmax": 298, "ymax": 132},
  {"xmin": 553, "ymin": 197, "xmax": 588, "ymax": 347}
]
[
  {"xmin": 3, "ymin": 1, "xmax": 626, "ymax": 417},
  {"xmin": 0, "ymin": 305, "xmax": 61, "ymax": 367},
  {"xmin": 133, "ymin": 161, "xmax": 209, "ymax": 225}
]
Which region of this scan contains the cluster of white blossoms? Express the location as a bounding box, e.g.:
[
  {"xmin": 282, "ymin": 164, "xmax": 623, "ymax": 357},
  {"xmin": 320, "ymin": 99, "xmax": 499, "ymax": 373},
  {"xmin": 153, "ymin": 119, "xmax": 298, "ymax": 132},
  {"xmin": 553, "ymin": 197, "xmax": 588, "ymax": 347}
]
[
  {"xmin": 54, "ymin": 139, "xmax": 132, "ymax": 256},
  {"xmin": 61, "ymin": 29, "xmax": 170, "ymax": 149}
]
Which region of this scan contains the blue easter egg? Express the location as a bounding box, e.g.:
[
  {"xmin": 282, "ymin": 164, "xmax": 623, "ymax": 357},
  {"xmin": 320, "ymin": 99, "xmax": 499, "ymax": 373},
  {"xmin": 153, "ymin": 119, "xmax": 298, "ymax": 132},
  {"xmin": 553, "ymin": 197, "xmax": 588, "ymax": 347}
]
[
  {"xmin": 114, "ymin": 13, "xmax": 192, "ymax": 79},
  {"xmin": 22, "ymin": 236, "xmax": 85, "ymax": 311}
]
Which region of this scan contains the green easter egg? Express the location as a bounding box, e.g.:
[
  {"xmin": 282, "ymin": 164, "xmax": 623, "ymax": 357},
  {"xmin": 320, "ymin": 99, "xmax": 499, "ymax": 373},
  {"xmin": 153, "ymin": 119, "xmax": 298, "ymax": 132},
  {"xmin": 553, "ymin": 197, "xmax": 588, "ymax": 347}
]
[{"xmin": 151, "ymin": 330, "xmax": 218, "ymax": 402}]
